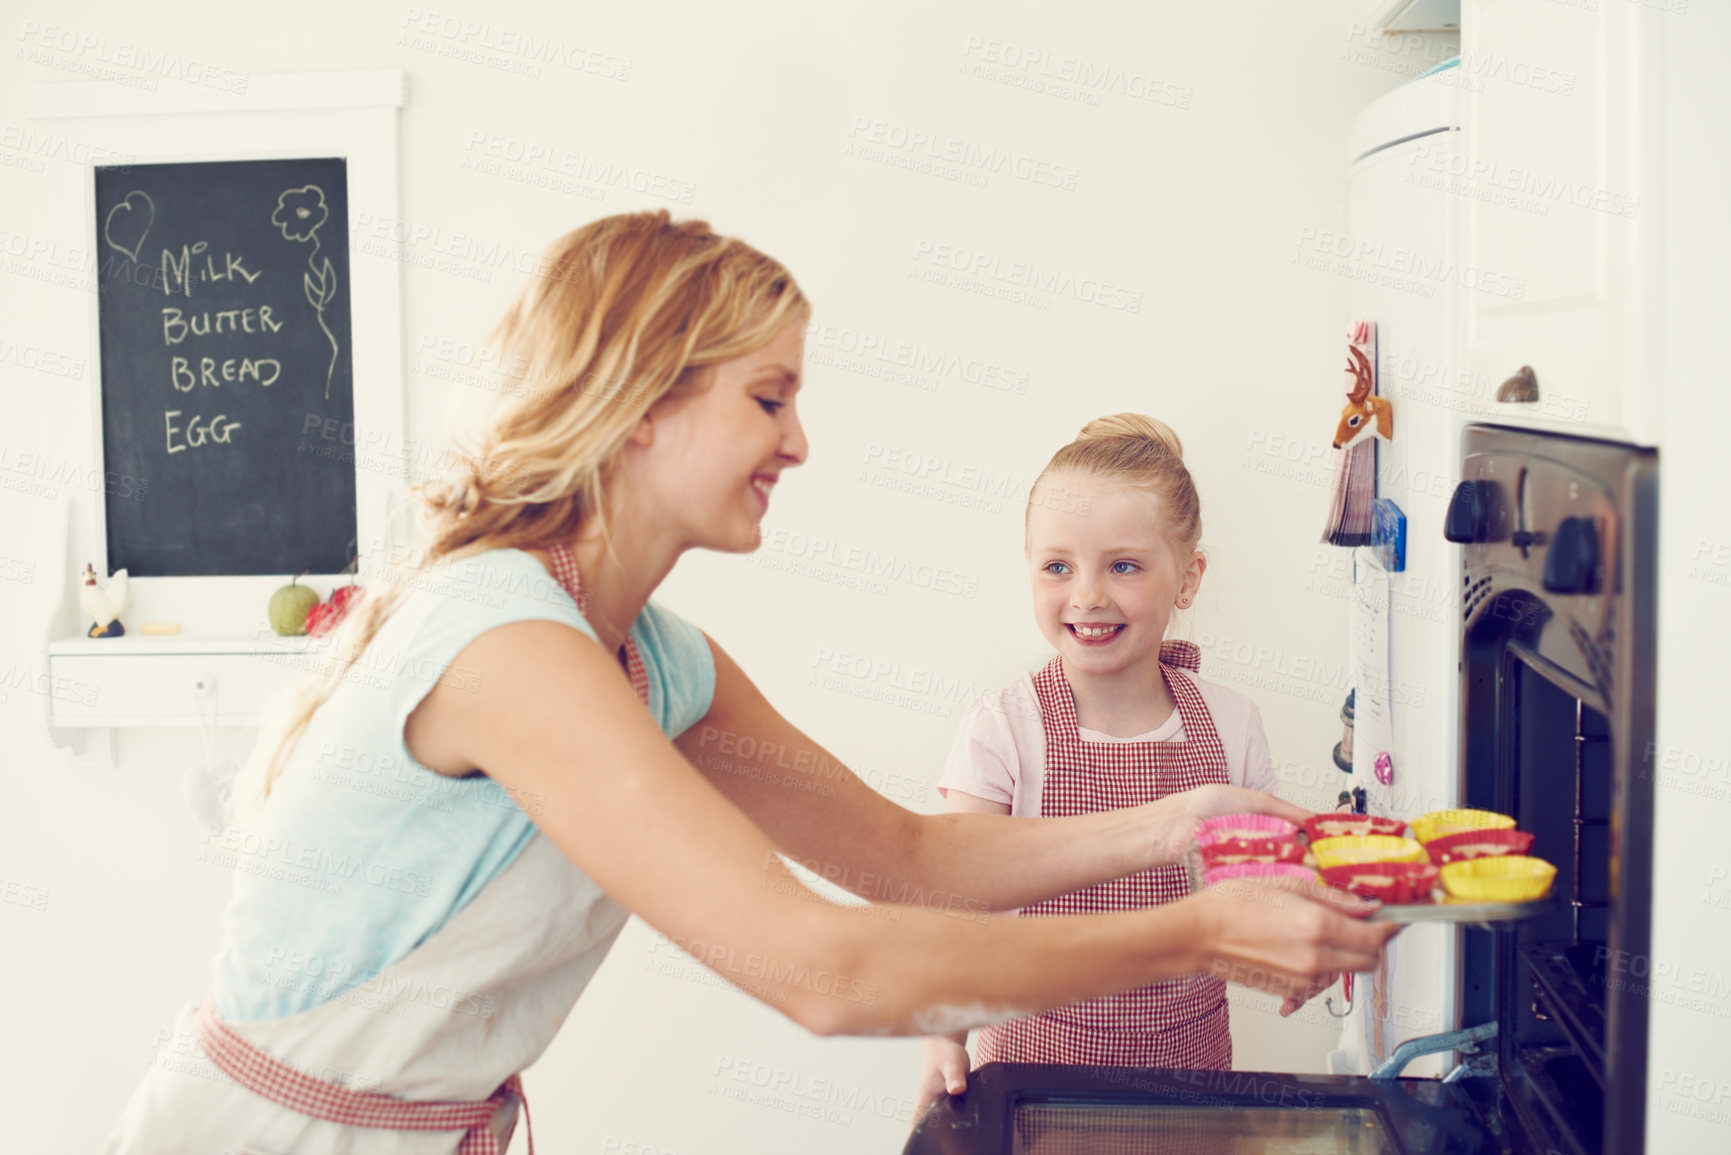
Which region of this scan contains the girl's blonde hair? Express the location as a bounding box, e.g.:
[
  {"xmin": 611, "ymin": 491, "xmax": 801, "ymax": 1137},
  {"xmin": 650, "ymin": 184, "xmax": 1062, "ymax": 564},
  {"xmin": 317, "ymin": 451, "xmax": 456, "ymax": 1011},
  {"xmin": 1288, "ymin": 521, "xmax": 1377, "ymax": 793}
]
[
  {"xmin": 262, "ymin": 211, "xmax": 809, "ymax": 792},
  {"xmin": 1027, "ymin": 413, "xmax": 1203, "ymax": 556}
]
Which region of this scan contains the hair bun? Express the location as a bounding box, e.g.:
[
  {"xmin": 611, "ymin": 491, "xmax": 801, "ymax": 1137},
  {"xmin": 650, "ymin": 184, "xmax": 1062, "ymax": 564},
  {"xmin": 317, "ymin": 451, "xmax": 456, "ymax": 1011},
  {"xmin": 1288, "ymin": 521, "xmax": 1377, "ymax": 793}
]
[{"xmin": 1076, "ymin": 412, "xmax": 1183, "ymax": 460}]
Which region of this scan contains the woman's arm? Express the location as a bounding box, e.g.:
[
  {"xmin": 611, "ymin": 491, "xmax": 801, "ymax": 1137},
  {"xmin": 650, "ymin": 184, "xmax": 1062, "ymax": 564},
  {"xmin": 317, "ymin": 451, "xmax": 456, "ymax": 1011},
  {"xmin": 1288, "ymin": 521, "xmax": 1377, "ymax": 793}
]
[
  {"xmin": 674, "ymin": 634, "xmax": 1307, "ymax": 913},
  {"xmin": 914, "ymin": 789, "xmax": 1007, "ymax": 1120},
  {"xmin": 416, "ymin": 620, "xmax": 1395, "ymax": 1036}
]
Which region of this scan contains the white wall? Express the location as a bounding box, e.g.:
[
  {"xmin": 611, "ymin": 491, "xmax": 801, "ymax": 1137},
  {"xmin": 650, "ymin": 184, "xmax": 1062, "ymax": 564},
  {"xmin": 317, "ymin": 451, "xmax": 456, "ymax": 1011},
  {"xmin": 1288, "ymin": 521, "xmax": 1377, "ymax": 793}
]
[
  {"xmin": 1647, "ymin": 2, "xmax": 1731, "ymax": 1148},
  {"xmin": 0, "ymin": 3, "xmax": 1452, "ymax": 1151}
]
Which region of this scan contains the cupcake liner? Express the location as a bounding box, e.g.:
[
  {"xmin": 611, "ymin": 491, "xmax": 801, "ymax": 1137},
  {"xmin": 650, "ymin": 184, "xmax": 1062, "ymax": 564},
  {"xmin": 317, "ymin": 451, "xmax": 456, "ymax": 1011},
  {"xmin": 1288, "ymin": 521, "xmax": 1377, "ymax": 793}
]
[
  {"xmin": 1203, "ymin": 862, "xmax": 1318, "ymax": 888},
  {"xmin": 1199, "ymin": 839, "xmax": 1309, "ymax": 869},
  {"xmin": 1302, "ymin": 814, "xmax": 1407, "ymax": 843},
  {"xmin": 1424, "ymin": 828, "xmax": 1535, "ymax": 866},
  {"xmin": 1410, "ymin": 808, "xmax": 1516, "ymax": 844},
  {"xmin": 1196, "ymin": 814, "xmax": 1300, "ymax": 844},
  {"xmin": 1319, "ymin": 861, "xmax": 1439, "ymax": 904},
  {"xmin": 1440, "ymin": 855, "xmax": 1556, "ymax": 902},
  {"xmin": 1311, "ymin": 835, "xmax": 1429, "ymax": 869}
]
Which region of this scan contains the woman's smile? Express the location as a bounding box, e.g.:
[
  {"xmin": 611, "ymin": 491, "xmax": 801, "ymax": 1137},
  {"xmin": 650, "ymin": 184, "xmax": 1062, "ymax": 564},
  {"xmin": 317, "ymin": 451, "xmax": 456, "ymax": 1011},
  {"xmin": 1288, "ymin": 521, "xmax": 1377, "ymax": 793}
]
[{"xmin": 749, "ymin": 472, "xmax": 777, "ymax": 510}]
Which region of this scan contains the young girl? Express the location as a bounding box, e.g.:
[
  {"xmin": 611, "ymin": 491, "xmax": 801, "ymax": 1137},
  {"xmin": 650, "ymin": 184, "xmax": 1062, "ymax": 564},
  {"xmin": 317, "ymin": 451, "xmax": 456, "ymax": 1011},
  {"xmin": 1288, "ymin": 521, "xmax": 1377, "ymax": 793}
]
[
  {"xmin": 105, "ymin": 218, "xmax": 1390, "ymax": 1154},
  {"xmin": 918, "ymin": 415, "xmax": 1283, "ymax": 1109}
]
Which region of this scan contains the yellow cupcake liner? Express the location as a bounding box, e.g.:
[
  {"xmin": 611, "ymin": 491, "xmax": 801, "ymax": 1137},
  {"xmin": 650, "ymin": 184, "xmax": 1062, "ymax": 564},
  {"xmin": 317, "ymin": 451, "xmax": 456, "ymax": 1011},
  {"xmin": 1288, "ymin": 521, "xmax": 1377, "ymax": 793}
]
[
  {"xmin": 1410, "ymin": 808, "xmax": 1516, "ymax": 844},
  {"xmin": 1439, "ymin": 855, "xmax": 1557, "ymax": 902},
  {"xmin": 1311, "ymin": 835, "xmax": 1430, "ymax": 869}
]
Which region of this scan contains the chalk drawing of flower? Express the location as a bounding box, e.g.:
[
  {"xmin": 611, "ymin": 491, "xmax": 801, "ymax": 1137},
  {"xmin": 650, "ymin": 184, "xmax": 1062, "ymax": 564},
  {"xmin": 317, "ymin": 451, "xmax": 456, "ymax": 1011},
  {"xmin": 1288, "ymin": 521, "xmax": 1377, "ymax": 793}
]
[
  {"xmin": 272, "ymin": 184, "xmax": 339, "ymax": 399},
  {"xmin": 272, "ymin": 186, "xmax": 328, "ymax": 242}
]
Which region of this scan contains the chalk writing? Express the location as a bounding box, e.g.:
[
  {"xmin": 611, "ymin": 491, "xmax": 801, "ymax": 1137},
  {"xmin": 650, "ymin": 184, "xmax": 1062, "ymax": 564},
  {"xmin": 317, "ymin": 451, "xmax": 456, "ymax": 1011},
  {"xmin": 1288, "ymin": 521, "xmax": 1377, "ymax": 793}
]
[
  {"xmin": 160, "ymin": 241, "xmax": 262, "ymax": 295},
  {"xmin": 164, "ymin": 411, "xmax": 242, "ymax": 453},
  {"xmin": 170, "ymin": 356, "xmax": 280, "ymax": 390}
]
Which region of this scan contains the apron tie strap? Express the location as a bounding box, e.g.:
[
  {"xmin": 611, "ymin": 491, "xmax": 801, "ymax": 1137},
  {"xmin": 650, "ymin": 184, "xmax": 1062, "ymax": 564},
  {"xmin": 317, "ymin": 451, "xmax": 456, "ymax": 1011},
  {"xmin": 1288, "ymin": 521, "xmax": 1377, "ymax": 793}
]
[
  {"xmin": 193, "ymin": 999, "xmax": 532, "ymax": 1154},
  {"xmin": 548, "ymin": 542, "xmax": 650, "ymax": 705}
]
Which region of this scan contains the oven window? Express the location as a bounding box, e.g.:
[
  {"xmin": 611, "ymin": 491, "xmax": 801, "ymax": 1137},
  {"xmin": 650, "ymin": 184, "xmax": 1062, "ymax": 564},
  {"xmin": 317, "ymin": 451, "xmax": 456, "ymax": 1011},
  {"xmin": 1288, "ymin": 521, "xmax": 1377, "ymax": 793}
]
[{"xmin": 1010, "ymin": 1101, "xmax": 1397, "ymax": 1154}]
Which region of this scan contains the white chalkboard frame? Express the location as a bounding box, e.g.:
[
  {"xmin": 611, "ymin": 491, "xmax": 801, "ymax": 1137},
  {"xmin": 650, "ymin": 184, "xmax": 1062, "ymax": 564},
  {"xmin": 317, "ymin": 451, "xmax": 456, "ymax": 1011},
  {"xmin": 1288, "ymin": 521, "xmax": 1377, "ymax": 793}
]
[{"xmin": 30, "ymin": 71, "xmax": 408, "ymax": 656}]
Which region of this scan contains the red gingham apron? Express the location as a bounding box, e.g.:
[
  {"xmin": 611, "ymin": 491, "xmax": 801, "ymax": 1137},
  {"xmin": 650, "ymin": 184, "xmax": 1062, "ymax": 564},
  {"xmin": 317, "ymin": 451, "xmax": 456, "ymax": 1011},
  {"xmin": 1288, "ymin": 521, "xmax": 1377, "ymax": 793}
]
[
  {"xmin": 165, "ymin": 544, "xmax": 647, "ymax": 1154},
  {"xmin": 192, "ymin": 1001, "xmax": 530, "ymax": 1154},
  {"xmin": 975, "ymin": 640, "xmax": 1233, "ymax": 1070}
]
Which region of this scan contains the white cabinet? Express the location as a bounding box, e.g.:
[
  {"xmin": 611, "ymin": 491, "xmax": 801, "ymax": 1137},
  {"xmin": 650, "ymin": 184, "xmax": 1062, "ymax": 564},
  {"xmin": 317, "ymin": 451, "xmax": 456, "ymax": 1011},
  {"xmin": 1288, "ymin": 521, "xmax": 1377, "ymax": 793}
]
[{"xmin": 1461, "ymin": 0, "xmax": 1661, "ymax": 444}]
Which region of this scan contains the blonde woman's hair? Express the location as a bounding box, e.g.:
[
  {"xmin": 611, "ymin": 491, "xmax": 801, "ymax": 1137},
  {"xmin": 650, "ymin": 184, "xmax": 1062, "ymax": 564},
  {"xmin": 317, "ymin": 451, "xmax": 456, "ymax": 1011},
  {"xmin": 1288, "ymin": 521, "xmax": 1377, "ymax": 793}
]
[
  {"xmin": 1027, "ymin": 413, "xmax": 1203, "ymax": 556},
  {"xmin": 261, "ymin": 211, "xmax": 809, "ymax": 793}
]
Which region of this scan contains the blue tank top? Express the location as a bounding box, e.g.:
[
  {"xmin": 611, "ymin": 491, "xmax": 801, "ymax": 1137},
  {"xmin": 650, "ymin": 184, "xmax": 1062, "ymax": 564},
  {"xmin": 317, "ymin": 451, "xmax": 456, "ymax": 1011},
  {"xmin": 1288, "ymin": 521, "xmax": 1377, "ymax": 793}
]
[{"xmin": 211, "ymin": 548, "xmax": 716, "ymax": 1021}]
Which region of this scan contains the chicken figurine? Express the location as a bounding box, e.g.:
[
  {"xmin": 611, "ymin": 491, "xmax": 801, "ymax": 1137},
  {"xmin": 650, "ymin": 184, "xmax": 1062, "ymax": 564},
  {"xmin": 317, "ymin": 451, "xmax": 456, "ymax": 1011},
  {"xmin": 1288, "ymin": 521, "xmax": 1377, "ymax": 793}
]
[{"xmin": 81, "ymin": 562, "xmax": 130, "ymax": 638}]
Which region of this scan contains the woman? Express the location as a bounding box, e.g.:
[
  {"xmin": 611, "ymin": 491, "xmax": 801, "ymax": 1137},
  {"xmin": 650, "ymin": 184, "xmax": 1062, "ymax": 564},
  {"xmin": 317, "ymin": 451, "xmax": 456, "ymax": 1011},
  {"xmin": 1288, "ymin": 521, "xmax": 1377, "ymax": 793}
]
[{"xmin": 107, "ymin": 211, "xmax": 1396, "ymax": 1154}]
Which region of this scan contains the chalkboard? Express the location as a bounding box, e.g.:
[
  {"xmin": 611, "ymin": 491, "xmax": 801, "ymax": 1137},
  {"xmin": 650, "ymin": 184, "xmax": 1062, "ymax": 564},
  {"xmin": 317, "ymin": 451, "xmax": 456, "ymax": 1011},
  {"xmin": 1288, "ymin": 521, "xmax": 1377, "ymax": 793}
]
[{"xmin": 94, "ymin": 158, "xmax": 357, "ymax": 577}]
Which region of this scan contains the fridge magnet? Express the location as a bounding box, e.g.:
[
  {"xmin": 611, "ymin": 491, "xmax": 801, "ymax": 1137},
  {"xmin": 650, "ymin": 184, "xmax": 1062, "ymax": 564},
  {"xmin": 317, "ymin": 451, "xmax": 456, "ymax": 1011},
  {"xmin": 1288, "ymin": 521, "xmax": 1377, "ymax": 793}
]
[
  {"xmin": 1321, "ymin": 321, "xmax": 1391, "ymax": 547},
  {"xmin": 1372, "ymin": 497, "xmax": 1407, "ymax": 572}
]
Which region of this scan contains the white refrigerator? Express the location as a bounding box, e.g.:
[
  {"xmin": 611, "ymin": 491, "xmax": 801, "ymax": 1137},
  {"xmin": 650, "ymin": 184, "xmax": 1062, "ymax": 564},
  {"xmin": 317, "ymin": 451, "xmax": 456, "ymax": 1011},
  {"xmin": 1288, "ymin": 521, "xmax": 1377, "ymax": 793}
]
[{"xmin": 1334, "ymin": 64, "xmax": 1467, "ymax": 1081}]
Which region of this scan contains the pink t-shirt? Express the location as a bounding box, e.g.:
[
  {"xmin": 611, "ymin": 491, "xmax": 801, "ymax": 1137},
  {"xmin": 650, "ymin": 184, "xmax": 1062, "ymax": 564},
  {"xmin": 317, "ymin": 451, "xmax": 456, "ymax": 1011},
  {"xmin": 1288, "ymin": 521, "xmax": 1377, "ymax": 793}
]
[{"xmin": 937, "ymin": 667, "xmax": 1279, "ymax": 816}]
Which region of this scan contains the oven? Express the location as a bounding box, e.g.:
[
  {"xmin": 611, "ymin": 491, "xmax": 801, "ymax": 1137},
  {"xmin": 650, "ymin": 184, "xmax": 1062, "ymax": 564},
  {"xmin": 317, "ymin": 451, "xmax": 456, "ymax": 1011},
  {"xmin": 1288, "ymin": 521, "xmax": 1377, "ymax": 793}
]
[
  {"xmin": 904, "ymin": 424, "xmax": 1657, "ymax": 1155},
  {"xmin": 1450, "ymin": 424, "xmax": 1658, "ymax": 1155}
]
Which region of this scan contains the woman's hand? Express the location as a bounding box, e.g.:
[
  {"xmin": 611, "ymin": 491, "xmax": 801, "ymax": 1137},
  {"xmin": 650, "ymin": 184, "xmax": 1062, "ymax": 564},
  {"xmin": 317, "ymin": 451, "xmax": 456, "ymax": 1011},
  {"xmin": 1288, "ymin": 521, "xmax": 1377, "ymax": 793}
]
[
  {"xmin": 912, "ymin": 1034, "xmax": 971, "ymax": 1129},
  {"xmin": 1140, "ymin": 784, "xmax": 1313, "ymax": 868},
  {"xmin": 1188, "ymin": 875, "xmax": 1398, "ymax": 1005}
]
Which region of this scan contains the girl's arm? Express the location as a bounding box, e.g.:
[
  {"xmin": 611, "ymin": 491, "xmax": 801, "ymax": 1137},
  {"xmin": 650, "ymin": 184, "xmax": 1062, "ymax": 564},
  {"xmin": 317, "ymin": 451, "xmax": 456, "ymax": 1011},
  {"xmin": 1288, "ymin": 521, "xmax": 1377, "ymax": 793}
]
[
  {"xmin": 675, "ymin": 634, "xmax": 1306, "ymax": 914},
  {"xmin": 417, "ymin": 620, "xmax": 1395, "ymax": 1036}
]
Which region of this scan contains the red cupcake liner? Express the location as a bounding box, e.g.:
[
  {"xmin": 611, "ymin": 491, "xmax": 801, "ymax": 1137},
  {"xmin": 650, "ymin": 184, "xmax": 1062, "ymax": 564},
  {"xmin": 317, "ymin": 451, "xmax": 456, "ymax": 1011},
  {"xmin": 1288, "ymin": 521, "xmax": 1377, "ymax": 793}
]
[
  {"xmin": 1424, "ymin": 828, "xmax": 1535, "ymax": 866},
  {"xmin": 1319, "ymin": 861, "xmax": 1440, "ymax": 904},
  {"xmin": 1302, "ymin": 813, "xmax": 1407, "ymax": 843},
  {"xmin": 1199, "ymin": 839, "xmax": 1309, "ymax": 869}
]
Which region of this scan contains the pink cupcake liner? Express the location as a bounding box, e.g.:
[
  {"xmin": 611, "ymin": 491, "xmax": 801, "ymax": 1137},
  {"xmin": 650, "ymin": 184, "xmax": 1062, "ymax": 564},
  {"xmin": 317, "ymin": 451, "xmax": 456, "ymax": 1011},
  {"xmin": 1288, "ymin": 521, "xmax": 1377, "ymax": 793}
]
[
  {"xmin": 1199, "ymin": 839, "xmax": 1309, "ymax": 869},
  {"xmin": 1203, "ymin": 862, "xmax": 1318, "ymax": 888},
  {"xmin": 1197, "ymin": 814, "xmax": 1300, "ymax": 846}
]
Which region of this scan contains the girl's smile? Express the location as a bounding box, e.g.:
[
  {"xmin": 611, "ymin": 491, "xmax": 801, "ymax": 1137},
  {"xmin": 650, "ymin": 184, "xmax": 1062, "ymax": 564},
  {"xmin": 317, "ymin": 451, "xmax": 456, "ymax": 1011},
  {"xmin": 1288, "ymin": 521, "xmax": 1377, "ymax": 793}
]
[{"xmin": 1067, "ymin": 622, "xmax": 1126, "ymax": 644}]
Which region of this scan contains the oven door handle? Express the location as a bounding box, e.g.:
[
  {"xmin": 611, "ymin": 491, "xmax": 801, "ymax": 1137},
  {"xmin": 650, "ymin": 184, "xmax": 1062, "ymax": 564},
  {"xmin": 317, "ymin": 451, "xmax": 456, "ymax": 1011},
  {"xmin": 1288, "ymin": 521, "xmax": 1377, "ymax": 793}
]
[{"xmin": 1367, "ymin": 1021, "xmax": 1498, "ymax": 1081}]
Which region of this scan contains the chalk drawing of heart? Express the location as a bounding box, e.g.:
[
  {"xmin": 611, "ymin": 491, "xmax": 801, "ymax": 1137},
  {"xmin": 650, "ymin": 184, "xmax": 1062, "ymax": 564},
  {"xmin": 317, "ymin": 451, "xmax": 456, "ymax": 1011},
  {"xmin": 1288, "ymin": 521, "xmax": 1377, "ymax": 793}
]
[{"xmin": 103, "ymin": 191, "xmax": 155, "ymax": 262}]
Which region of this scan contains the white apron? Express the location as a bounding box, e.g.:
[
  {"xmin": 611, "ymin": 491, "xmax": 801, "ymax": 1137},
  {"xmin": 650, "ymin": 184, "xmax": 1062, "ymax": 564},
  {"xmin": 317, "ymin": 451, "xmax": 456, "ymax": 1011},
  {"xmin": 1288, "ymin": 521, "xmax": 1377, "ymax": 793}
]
[{"xmin": 104, "ymin": 832, "xmax": 628, "ymax": 1154}]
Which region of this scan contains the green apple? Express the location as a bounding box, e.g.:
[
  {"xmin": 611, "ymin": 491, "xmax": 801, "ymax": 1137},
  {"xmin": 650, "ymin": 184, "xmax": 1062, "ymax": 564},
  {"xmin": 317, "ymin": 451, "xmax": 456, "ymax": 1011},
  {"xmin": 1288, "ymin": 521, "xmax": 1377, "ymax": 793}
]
[{"xmin": 268, "ymin": 573, "xmax": 320, "ymax": 636}]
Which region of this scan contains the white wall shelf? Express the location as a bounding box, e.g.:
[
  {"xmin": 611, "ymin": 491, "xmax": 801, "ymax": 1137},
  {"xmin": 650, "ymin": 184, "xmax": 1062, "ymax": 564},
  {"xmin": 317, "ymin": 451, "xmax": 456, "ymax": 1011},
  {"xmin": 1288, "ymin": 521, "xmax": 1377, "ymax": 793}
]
[
  {"xmin": 47, "ymin": 634, "xmax": 318, "ymax": 657},
  {"xmin": 47, "ymin": 630, "xmax": 326, "ymax": 729}
]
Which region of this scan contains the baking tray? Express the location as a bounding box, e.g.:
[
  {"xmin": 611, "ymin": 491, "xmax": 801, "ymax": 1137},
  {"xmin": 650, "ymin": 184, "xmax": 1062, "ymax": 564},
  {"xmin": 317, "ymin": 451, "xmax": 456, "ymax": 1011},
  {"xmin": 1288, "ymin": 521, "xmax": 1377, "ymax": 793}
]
[
  {"xmin": 1184, "ymin": 848, "xmax": 1557, "ymax": 927},
  {"xmin": 1367, "ymin": 893, "xmax": 1556, "ymax": 925}
]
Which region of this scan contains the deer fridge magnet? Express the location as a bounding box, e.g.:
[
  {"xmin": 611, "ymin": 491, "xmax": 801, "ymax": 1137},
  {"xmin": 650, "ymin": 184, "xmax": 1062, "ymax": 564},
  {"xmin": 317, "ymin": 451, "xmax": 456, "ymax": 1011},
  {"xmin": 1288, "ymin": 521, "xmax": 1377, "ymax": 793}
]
[
  {"xmin": 1334, "ymin": 336, "xmax": 1393, "ymax": 449},
  {"xmin": 1321, "ymin": 321, "xmax": 1389, "ymax": 547}
]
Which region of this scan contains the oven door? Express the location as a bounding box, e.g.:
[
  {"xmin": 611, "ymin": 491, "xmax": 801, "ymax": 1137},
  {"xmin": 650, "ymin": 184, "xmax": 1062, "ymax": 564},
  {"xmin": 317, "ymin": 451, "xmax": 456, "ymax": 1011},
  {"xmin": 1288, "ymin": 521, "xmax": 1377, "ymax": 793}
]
[{"xmin": 903, "ymin": 1062, "xmax": 1518, "ymax": 1155}]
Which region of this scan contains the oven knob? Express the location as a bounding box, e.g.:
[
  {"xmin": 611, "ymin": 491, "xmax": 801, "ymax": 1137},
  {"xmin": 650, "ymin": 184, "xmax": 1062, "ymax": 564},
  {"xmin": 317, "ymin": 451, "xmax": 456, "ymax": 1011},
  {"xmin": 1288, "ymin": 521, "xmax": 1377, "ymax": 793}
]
[
  {"xmin": 1444, "ymin": 480, "xmax": 1495, "ymax": 543},
  {"xmin": 1542, "ymin": 516, "xmax": 1600, "ymax": 594}
]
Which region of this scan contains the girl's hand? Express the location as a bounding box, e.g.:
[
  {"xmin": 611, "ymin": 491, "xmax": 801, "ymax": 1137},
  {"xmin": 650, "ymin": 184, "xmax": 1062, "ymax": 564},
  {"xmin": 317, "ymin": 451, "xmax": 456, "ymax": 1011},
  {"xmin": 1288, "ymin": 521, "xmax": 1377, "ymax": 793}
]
[
  {"xmin": 1142, "ymin": 784, "xmax": 1313, "ymax": 866},
  {"xmin": 913, "ymin": 1034, "xmax": 971, "ymax": 1128},
  {"xmin": 1188, "ymin": 875, "xmax": 1399, "ymax": 1005}
]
